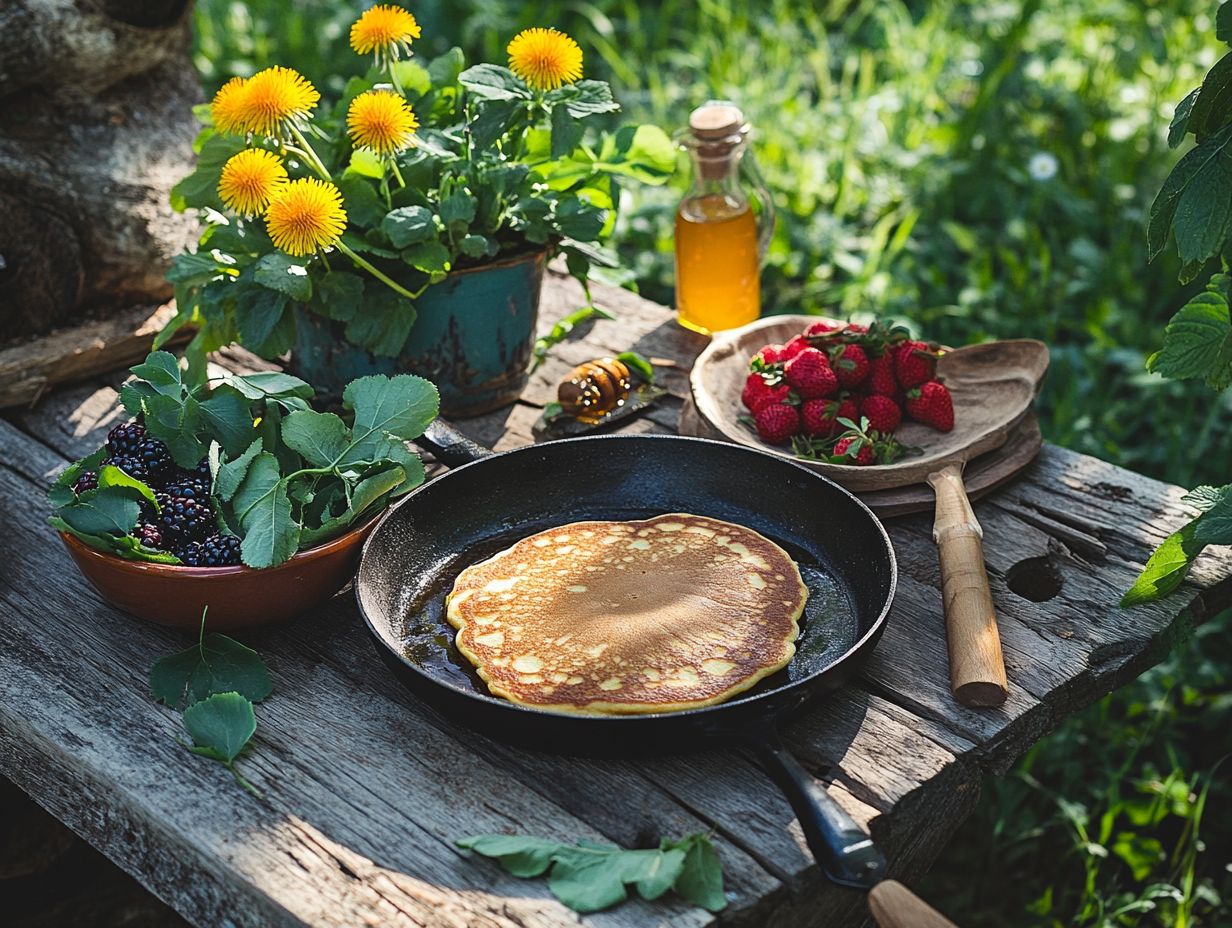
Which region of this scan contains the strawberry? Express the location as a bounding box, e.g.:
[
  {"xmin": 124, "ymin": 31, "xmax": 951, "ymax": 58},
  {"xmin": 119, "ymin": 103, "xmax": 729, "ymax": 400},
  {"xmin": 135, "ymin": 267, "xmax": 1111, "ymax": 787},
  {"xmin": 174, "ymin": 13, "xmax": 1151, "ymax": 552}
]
[
  {"xmin": 861, "ymin": 394, "xmax": 902, "ymax": 433},
  {"xmin": 782, "ymin": 335, "xmax": 811, "ymax": 360},
  {"xmin": 867, "ymin": 352, "xmax": 898, "ymax": 396},
  {"xmin": 754, "ymin": 384, "xmax": 793, "ymax": 412},
  {"xmin": 894, "ymin": 340, "xmax": 938, "ymax": 388},
  {"xmin": 741, "ymin": 373, "xmax": 770, "ymax": 411},
  {"xmin": 754, "ymin": 343, "xmax": 789, "ymax": 366},
  {"xmin": 783, "ymin": 347, "xmax": 838, "ymax": 399},
  {"xmin": 754, "ymin": 402, "xmax": 801, "ymax": 445},
  {"xmin": 905, "ymin": 380, "xmax": 954, "ymax": 432},
  {"xmin": 804, "ymin": 320, "xmax": 841, "ymax": 338},
  {"xmin": 801, "ymin": 395, "xmax": 858, "ymax": 437},
  {"xmin": 830, "ymin": 344, "xmax": 869, "ymax": 388},
  {"xmin": 833, "ymin": 435, "xmax": 874, "ymax": 466}
]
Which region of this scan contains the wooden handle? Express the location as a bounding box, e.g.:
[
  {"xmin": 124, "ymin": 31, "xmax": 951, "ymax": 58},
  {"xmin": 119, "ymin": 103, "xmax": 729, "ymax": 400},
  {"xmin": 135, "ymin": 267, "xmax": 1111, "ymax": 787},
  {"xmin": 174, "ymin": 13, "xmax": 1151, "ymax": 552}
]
[
  {"xmin": 927, "ymin": 463, "xmax": 1008, "ymax": 707},
  {"xmin": 869, "ymin": 880, "xmax": 960, "ymax": 928}
]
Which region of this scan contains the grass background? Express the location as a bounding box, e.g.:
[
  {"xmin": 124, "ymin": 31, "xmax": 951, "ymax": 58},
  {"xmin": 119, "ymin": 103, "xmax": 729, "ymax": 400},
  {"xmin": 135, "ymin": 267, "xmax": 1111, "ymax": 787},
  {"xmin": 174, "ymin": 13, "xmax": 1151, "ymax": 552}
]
[{"xmin": 192, "ymin": 2, "xmax": 1231, "ymax": 924}]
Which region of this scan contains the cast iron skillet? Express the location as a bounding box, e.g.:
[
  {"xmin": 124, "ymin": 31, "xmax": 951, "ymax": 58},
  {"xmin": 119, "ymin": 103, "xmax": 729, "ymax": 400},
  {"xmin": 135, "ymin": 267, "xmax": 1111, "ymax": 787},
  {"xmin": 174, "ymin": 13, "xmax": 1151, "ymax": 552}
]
[{"xmin": 355, "ymin": 420, "xmax": 897, "ymax": 889}]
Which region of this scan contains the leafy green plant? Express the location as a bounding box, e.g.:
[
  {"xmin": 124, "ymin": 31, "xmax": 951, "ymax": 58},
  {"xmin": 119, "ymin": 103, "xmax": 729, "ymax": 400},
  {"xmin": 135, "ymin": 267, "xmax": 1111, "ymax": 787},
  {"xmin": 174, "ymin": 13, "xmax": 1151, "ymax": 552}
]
[
  {"xmin": 163, "ymin": 11, "xmax": 674, "ymax": 368},
  {"xmin": 149, "ymin": 611, "xmax": 274, "ymax": 792},
  {"xmin": 49, "ymin": 351, "xmax": 438, "ymax": 569},
  {"xmin": 1125, "ymin": 6, "xmax": 1232, "ymax": 605},
  {"xmin": 457, "ymin": 831, "xmax": 725, "ymax": 913}
]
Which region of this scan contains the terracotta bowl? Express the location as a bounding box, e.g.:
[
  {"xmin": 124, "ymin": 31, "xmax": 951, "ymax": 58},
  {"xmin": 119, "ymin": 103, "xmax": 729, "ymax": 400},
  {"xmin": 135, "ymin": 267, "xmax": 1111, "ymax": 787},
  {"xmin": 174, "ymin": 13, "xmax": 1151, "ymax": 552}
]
[{"xmin": 59, "ymin": 518, "xmax": 380, "ymax": 631}]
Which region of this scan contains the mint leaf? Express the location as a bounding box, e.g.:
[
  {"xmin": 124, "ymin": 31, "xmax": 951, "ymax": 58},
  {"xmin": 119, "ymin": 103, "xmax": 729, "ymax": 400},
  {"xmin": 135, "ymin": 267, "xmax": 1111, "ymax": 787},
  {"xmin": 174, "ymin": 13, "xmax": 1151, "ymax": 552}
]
[
  {"xmin": 626, "ymin": 847, "xmax": 686, "ymax": 901},
  {"xmin": 455, "ymin": 835, "xmax": 559, "ymax": 878},
  {"xmin": 1122, "ymin": 521, "xmax": 1205, "ymax": 606},
  {"xmin": 470, "ymin": 99, "xmax": 520, "ymax": 149},
  {"xmin": 97, "ymin": 465, "xmax": 158, "ymax": 509},
  {"xmin": 341, "ymin": 375, "xmax": 440, "ymax": 464},
  {"xmin": 440, "ymin": 190, "xmax": 477, "ymax": 229},
  {"xmin": 1181, "ymin": 485, "xmax": 1229, "ymax": 512},
  {"xmin": 150, "ymin": 634, "xmax": 273, "ymax": 709},
  {"xmin": 673, "ymin": 834, "xmax": 726, "ymax": 912},
  {"xmin": 338, "ymin": 175, "xmax": 386, "ymax": 228},
  {"xmin": 551, "ymin": 102, "xmax": 584, "ymax": 159},
  {"xmin": 548, "ymin": 847, "xmax": 629, "ymax": 913},
  {"xmin": 128, "ymin": 350, "xmax": 185, "ymax": 396},
  {"xmin": 281, "ymin": 409, "xmax": 351, "ymax": 467},
  {"xmin": 183, "ymin": 692, "xmax": 256, "ymax": 764},
  {"xmin": 313, "ymin": 271, "xmax": 365, "ymax": 322},
  {"xmin": 1192, "ymin": 484, "xmax": 1232, "ymax": 546},
  {"xmin": 54, "ymin": 488, "xmax": 140, "ymax": 538},
  {"xmin": 199, "ymin": 385, "xmax": 258, "ymax": 458},
  {"xmin": 215, "ymin": 438, "xmax": 264, "ymax": 502},
  {"xmin": 1146, "ymin": 276, "xmax": 1232, "ymax": 389},
  {"xmin": 254, "ymin": 252, "xmax": 313, "ymax": 302},
  {"xmin": 233, "ymin": 455, "xmax": 299, "ymax": 569},
  {"xmin": 348, "ymin": 466, "xmax": 406, "ymax": 515},
  {"xmin": 49, "ymin": 447, "xmax": 107, "ymax": 508},
  {"xmin": 381, "ymin": 206, "xmax": 437, "ymax": 248},
  {"xmin": 223, "ymin": 371, "xmax": 314, "ymax": 405},
  {"xmin": 142, "ymin": 392, "xmax": 207, "ymax": 468}
]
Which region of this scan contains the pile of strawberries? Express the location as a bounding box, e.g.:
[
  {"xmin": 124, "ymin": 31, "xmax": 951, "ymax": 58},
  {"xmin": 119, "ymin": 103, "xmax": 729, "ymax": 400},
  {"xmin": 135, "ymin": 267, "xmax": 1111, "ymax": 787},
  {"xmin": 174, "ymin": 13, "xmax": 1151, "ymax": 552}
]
[{"xmin": 740, "ymin": 319, "xmax": 954, "ymax": 465}]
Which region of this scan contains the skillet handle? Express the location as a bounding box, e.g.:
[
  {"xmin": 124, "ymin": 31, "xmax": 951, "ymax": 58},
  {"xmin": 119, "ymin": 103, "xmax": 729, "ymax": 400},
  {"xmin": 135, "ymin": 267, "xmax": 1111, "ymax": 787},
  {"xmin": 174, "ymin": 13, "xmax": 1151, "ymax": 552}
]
[
  {"xmin": 417, "ymin": 419, "xmax": 496, "ymax": 467},
  {"xmin": 744, "ymin": 731, "xmax": 886, "ymax": 889}
]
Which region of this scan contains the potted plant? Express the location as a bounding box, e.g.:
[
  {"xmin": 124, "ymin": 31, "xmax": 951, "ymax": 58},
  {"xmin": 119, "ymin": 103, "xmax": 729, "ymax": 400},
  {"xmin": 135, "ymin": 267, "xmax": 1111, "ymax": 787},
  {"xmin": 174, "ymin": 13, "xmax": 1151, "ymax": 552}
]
[
  {"xmin": 160, "ymin": 6, "xmax": 675, "ymax": 416},
  {"xmin": 49, "ymin": 351, "xmax": 439, "ymax": 629}
]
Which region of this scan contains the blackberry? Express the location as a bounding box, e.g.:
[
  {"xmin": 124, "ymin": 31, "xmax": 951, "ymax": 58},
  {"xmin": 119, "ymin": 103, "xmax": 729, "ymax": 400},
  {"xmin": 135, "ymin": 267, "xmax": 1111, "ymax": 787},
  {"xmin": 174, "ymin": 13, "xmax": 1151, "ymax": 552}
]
[
  {"xmin": 72, "ymin": 470, "xmax": 98, "ymax": 494},
  {"xmin": 179, "ymin": 533, "xmax": 241, "ymax": 567},
  {"xmin": 135, "ymin": 523, "xmax": 164, "ymax": 549},
  {"xmin": 106, "ymin": 420, "xmax": 146, "ymax": 456},
  {"xmin": 159, "ymin": 493, "xmax": 215, "ymax": 545},
  {"xmin": 135, "ymin": 437, "xmax": 173, "ymax": 481},
  {"xmin": 104, "ymin": 452, "xmax": 150, "ymax": 481},
  {"xmin": 162, "ymin": 469, "xmax": 211, "ymax": 500}
]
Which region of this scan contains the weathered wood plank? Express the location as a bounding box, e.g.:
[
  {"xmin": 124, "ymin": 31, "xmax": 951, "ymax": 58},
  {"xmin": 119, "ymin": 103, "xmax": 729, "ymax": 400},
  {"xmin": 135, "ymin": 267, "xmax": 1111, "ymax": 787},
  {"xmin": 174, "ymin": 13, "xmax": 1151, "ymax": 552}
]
[
  {"xmin": 0, "ymin": 302, "xmax": 188, "ymax": 410},
  {"xmin": 5, "ymin": 274, "xmax": 1232, "ymax": 928}
]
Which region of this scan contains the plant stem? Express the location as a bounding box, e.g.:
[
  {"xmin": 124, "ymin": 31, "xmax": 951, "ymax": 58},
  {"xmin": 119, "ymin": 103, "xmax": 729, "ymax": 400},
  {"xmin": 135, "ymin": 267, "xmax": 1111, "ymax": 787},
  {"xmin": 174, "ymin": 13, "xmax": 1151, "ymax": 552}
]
[
  {"xmin": 287, "ymin": 124, "xmax": 332, "ymax": 180},
  {"xmin": 390, "ymin": 159, "xmax": 406, "ymax": 188},
  {"xmin": 336, "ymin": 241, "xmax": 418, "ymax": 300}
]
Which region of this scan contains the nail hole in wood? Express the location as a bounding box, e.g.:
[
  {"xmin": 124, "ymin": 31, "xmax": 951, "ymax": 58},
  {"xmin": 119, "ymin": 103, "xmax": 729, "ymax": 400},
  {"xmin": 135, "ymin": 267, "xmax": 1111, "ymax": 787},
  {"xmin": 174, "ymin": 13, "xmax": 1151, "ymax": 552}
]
[{"xmin": 1006, "ymin": 556, "xmax": 1062, "ymax": 602}]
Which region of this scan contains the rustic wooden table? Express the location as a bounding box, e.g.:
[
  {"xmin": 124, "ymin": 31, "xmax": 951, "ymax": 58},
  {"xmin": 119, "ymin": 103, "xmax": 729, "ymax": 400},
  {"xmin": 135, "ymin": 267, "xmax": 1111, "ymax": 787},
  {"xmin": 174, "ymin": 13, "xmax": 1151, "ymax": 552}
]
[{"xmin": 3, "ymin": 273, "xmax": 1230, "ymax": 928}]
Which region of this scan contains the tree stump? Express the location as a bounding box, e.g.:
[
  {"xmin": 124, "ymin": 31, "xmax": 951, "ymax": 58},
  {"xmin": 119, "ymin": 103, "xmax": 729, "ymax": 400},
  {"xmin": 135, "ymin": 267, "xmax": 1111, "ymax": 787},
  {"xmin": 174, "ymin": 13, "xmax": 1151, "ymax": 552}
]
[{"xmin": 0, "ymin": 1, "xmax": 201, "ymax": 341}]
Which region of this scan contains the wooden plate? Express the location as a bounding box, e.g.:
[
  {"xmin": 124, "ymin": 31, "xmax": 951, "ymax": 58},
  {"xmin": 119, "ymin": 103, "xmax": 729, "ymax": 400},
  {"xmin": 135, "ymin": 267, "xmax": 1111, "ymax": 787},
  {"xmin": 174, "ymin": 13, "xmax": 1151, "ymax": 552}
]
[{"xmin": 686, "ymin": 315, "xmax": 1050, "ymax": 498}]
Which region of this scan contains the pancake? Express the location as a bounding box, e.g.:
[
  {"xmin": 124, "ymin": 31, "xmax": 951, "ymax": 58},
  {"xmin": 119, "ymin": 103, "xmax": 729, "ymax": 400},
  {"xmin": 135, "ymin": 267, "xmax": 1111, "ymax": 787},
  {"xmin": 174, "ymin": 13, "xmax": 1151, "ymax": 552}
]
[{"xmin": 446, "ymin": 513, "xmax": 807, "ymax": 715}]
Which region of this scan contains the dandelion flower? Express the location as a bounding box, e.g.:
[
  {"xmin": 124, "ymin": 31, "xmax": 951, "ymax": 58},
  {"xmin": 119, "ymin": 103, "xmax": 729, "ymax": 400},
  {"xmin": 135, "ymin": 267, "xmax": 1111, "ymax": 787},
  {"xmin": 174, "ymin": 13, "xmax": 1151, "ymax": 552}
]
[
  {"xmin": 218, "ymin": 149, "xmax": 288, "ymax": 215},
  {"xmin": 350, "ymin": 5, "xmax": 421, "ymax": 57},
  {"xmin": 265, "ymin": 178, "xmax": 347, "ymax": 256},
  {"xmin": 347, "ymin": 91, "xmax": 418, "ymax": 156},
  {"xmin": 507, "ymin": 28, "xmax": 583, "ymax": 91},
  {"xmin": 211, "ymin": 76, "xmax": 249, "ymax": 135},
  {"xmin": 234, "ymin": 66, "xmax": 320, "ymax": 137}
]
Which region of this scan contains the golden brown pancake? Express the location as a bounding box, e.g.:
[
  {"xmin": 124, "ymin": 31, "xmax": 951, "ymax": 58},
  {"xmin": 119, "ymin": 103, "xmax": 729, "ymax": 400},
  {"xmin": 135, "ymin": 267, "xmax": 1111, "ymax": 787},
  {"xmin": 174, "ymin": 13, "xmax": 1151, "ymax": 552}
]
[{"xmin": 446, "ymin": 513, "xmax": 806, "ymax": 715}]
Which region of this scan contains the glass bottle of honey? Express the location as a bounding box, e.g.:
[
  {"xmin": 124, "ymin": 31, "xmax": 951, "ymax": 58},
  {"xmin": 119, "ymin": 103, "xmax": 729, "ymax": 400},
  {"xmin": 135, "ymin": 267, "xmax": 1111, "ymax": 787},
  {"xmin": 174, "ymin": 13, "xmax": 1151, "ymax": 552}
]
[{"xmin": 674, "ymin": 101, "xmax": 775, "ymax": 335}]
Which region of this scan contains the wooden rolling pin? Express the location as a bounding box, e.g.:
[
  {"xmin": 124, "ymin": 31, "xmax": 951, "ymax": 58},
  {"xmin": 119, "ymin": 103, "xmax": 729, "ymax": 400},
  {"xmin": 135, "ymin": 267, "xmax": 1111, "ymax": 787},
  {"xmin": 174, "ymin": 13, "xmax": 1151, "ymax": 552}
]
[{"xmin": 927, "ymin": 462, "xmax": 1009, "ymax": 707}]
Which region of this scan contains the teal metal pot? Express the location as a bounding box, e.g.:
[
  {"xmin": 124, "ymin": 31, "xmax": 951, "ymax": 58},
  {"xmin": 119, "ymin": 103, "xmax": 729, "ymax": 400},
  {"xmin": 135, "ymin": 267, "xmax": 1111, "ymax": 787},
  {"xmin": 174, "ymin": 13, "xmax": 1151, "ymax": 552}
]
[{"xmin": 291, "ymin": 249, "xmax": 546, "ymax": 418}]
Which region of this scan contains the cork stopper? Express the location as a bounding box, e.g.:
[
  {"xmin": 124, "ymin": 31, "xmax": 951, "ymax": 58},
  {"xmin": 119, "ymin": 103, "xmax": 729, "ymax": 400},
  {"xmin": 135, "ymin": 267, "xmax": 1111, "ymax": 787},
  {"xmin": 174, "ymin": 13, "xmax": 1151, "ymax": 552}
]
[
  {"xmin": 688, "ymin": 102, "xmax": 746, "ymax": 180},
  {"xmin": 689, "ymin": 102, "xmax": 744, "ymax": 140}
]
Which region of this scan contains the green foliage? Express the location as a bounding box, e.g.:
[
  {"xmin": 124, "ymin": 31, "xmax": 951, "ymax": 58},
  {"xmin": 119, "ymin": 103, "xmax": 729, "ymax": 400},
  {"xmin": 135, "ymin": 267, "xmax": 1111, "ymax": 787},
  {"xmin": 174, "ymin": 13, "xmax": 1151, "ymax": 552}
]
[
  {"xmin": 149, "ymin": 613, "xmax": 273, "ymax": 793},
  {"xmin": 457, "ymin": 832, "xmax": 725, "ymax": 913},
  {"xmin": 169, "ymin": 33, "xmax": 674, "ymax": 362},
  {"xmin": 52, "ymin": 353, "xmax": 437, "ymax": 569}
]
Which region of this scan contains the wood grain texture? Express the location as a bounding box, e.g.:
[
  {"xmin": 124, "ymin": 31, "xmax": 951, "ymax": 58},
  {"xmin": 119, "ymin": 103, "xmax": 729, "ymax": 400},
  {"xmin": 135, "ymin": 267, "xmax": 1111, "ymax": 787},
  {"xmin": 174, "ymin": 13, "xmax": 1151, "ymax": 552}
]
[{"xmin": 3, "ymin": 274, "xmax": 1231, "ymax": 928}]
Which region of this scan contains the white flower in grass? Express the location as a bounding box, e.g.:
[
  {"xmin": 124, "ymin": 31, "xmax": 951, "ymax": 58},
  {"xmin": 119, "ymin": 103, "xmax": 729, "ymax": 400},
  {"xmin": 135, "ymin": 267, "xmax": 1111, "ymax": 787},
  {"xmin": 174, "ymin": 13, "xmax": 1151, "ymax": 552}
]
[{"xmin": 1028, "ymin": 152, "xmax": 1058, "ymax": 181}]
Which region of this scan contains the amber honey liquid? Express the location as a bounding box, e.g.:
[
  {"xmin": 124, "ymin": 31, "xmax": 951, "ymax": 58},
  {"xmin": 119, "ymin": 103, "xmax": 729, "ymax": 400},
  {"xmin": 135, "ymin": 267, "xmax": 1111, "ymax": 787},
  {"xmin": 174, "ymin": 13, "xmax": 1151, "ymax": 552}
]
[{"xmin": 675, "ymin": 194, "xmax": 760, "ymax": 334}]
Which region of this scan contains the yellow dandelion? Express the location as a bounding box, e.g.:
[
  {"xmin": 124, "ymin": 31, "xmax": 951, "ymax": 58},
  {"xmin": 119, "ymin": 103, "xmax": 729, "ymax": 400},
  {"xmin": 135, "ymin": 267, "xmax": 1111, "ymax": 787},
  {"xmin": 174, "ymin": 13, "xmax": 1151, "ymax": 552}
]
[
  {"xmin": 211, "ymin": 76, "xmax": 249, "ymax": 135},
  {"xmin": 234, "ymin": 66, "xmax": 320, "ymax": 137},
  {"xmin": 265, "ymin": 178, "xmax": 347, "ymax": 256},
  {"xmin": 350, "ymin": 5, "xmax": 421, "ymax": 57},
  {"xmin": 507, "ymin": 28, "xmax": 583, "ymax": 91},
  {"xmin": 347, "ymin": 91, "xmax": 418, "ymax": 156},
  {"xmin": 217, "ymin": 149, "xmax": 288, "ymax": 215}
]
